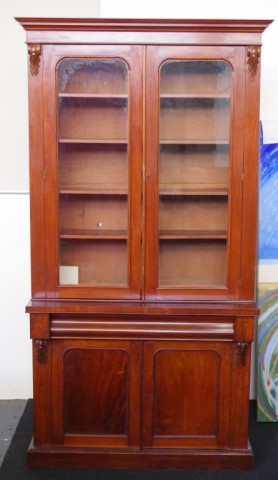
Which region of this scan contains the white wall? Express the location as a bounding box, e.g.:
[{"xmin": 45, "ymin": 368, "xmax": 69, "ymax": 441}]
[
  {"xmin": 0, "ymin": 0, "xmax": 100, "ymax": 399},
  {"xmin": 102, "ymin": 0, "xmax": 278, "ymax": 142},
  {"xmin": 0, "ymin": 0, "xmax": 277, "ymax": 398}
]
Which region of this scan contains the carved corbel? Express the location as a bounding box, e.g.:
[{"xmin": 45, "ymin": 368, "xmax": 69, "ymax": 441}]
[
  {"xmin": 28, "ymin": 44, "xmax": 41, "ymax": 76},
  {"xmin": 35, "ymin": 339, "xmax": 48, "ymax": 365},
  {"xmin": 246, "ymin": 46, "xmax": 261, "ymax": 78},
  {"xmin": 235, "ymin": 342, "xmax": 248, "ymax": 368}
]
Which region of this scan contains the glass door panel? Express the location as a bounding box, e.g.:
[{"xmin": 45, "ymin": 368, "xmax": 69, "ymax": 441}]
[
  {"xmin": 57, "ymin": 58, "xmax": 129, "ymax": 286},
  {"xmin": 158, "ymin": 60, "xmax": 231, "ymax": 287}
]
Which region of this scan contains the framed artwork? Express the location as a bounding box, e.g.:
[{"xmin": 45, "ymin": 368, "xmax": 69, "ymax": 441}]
[{"xmin": 258, "ymin": 124, "xmax": 278, "ymax": 421}]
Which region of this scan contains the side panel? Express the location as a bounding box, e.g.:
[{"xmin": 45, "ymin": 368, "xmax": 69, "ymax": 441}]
[
  {"xmin": 27, "ymin": 44, "xmax": 46, "ymax": 298},
  {"xmin": 240, "ymin": 46, "xmax": 261, "ymax": 300}
]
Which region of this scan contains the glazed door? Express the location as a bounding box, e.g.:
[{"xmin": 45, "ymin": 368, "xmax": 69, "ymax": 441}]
[
  {"xmin": 143, "ymin": 341, "xmax": 232, "ymax": 449},
  {"xmin": 43, "ymin": 45, "xmax": 143, "ymax": 299},
  {"xmin": 145, "ymin": 46, "xmax": 246, "ymax": 300}
]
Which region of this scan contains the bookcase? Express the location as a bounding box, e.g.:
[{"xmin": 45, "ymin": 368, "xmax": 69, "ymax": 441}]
[{"xmin": 17, "ymin": 18, "xmax": 271, "ymax": 469}]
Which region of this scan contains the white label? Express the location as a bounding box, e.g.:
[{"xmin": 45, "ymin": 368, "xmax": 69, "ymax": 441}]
[{"xmin": 59, "ymin": 266, "xmax": 79, "ymax": 285}]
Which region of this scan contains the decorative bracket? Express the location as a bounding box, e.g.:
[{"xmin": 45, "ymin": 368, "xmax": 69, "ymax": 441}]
[
  {"xmin": 28, "ymin": 44, "xmax": 41, "ymax": 76},
  {"xmin": 35, "ymin": 339, "xmax": 48, "ymax": 365},
  {"xmin": 246, "ymin": 46, "xmax": 261, "ymax": 78},
  {"xmin": 235, "ymin": 342, "xmax": 248, "ymax": 368}
]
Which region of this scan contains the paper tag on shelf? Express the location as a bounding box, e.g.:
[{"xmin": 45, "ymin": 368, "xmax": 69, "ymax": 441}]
[{"xmin": 59, "ymin": 266, "xmax": 79, "ymax": 285}]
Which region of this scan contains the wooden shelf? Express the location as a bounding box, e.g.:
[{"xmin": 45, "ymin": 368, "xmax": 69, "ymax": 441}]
[
  {"xmin": 159, "ymin": 230, "xmax": 227, "ymax": 239},
  {"xmin": 60, "ymin": 229, "xmax": 128, "ymax": 240},
  {"xmin": 59, "ymin": 185, "xmax": 128, "ymax": 195},
  {"xmin": 59, "ymin": 93, "xmax": 128, "ymax": 98},
  {"xmin": 160, "ymin": 140, "xmax": 229, "ymax": 145},
  {"xmin": 160, "ymin": 93, "xmax": 230, "ymax": 99},
  {"xmin": 159, "ymin": 184, "xmax": 228, "ymax": 196},
  {"xmin": 59, "ymin": 139, "xmax": 128, "ymax": 144}
]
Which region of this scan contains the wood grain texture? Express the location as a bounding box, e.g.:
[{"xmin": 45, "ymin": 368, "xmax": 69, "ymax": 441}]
[
  {"xmin": 50, "ymin": 315, "xmax": 235, "ymax": 340},
  {"xmin": 51, "ymin": 339, "xmax": 141, "ymax": 449},
  {"xmin": 16, "ymin": 17, "xmax": 271, "ymax": 33},
  {"xmin": 26, "ymin": 299, "xmax": 260, "ymax": 316},
  {"xmin": 143, "ymin": 341, "xmax": 231, "ymax": 449},
  {"xmin": 27, "ymin": 441, "xmax": 254, "ymax": 469},
  {"xmin": 64, "ymin": 348, "xmax": 129, "ymax": 435},
  {"xmin": 32, "ymin": 340, "xmax": 52, "ymax": 446}
]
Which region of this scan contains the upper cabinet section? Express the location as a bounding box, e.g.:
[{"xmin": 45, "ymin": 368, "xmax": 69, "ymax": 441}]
[{"xmin": 17, "ymin": 18, "xmax": 272, "ymax": 301}]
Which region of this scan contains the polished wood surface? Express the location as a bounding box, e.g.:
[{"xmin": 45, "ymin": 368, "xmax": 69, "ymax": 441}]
[
  {"xmin": 143, "ymin": 341, "xmax": 231, "ymax": 448},
  {"xmin": 26, "ymin": 299, "xmax": 260, "ymax": 315},
  {"xmin": 17, "ymin": 17, "xmax": 271, "ymax": 469}
]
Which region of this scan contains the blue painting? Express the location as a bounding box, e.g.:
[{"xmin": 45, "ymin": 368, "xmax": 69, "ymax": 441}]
[
  {"xmin": 258, "ymin": 123, "xmax": 278, "ymax": 422},
  {"xmin": 259, "ymin": 125, "xmax": 278, "ymax": 260}
]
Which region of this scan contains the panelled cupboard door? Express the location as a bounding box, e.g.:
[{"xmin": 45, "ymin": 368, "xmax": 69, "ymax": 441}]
[
  {"xmin": 42, "ymin": 45, "xmax": 143, "ymax": 299},
  {"xmin": 143, "ymin": 341, "xmax": 232, "ymax": 449},
  {"xmin": 51, "ymin": 340, "xmax": 141, "ymax": 448},
  {"xmin": 145, "ymin": 46, "xmax": 246, "ymax": 300}
]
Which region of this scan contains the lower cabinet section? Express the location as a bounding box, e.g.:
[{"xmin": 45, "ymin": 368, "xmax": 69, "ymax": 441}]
[
  {"xmin": 29, "ymin": 331, "xmax": 254, "ymax": 469},
  {"xmin": 51, "ymin": 339, "xmax": 232, "ymax": 450}
]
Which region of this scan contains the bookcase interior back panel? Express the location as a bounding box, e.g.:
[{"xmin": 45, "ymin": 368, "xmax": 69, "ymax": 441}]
[
  {"xmin": 159, "ymin": 239, "xmax": 227, "ymax": 286},
  {"xmin": 59, "ymin": 196, "xmax": 128, "ymax": 231},
  {"xmin": 159, "ymin": 197, "xmax": 227, "ymax": 232},
  {"xmin": 160, "ymin": 100, "xmax": 230, "ymax": 142},
  {"xmin": 159, "ymin": 145, "xmax": 229, "ymax": 189},
  {"xmin": 59, "ymin": 99, "xmax": 128, "ymax": 141},
  {"xmin": 59, "ymin": 144, "xmax": 128, "ymax": 190},
  {"xmin": 58, "ymin": 58, "xmax": 128, "ymax": 94},
  {"xmin": 160, "ymin": 60, "xmax": 231, "ymax": 96},
  {"xmin": 60, "ymin": 239, "xmax": 127, "ymax": 286}
]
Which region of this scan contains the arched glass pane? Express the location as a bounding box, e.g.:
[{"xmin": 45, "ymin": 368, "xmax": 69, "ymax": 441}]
[
  {"xmin": 158, "ymin": 60, "xmax": 231, "ymax": 287},
  {"xmin": 57, "ymin": 58, "xmax": 129, "ymax": 286}
]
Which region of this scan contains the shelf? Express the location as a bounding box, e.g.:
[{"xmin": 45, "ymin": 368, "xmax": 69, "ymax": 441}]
[
  {"xmin": 59, "ymin": 185, "xmax": 128, "ymax": 195},
  {"xmin": 160, "ymin": 140, "xmax": 229, "ymax": 145},
  {"xmin": 59, "ymin": 139, "xmax": 128, "ymax": 144},
  {"xmin": 159, "ymin": 230, "xmax": 227, "ymax": 240},
  {"xmin": 60, "ymin": 229, "xmax": 128, "ymax": 240},
  {"xmin": 59, "ymin": 93, "xmax": 128, "ymax": 98},
  {"xmin": 159, "ymin": 184, "xmax": 228, "ymax": 196},
  {"xmin": 160, "ymin": 93, "xmax": 230, "ymax": 99}
]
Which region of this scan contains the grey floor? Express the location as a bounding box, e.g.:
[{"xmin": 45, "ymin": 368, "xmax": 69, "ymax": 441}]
[{"xmin": 0, "ymin": 400, "xmax": 27, "ymax": 467}]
